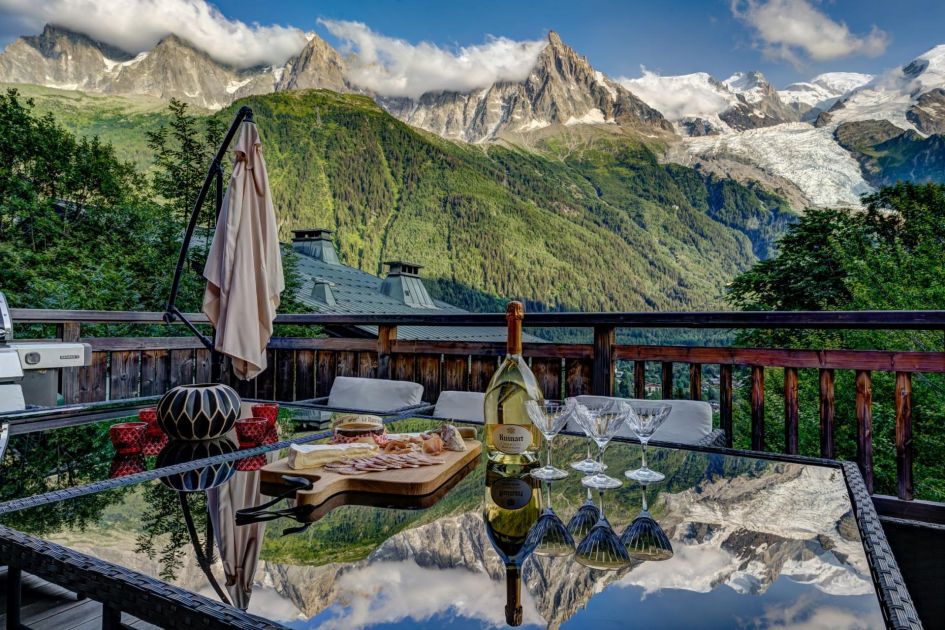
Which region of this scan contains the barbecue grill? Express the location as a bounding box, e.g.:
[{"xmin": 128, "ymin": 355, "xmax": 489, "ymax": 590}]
[{"xmin": 0, "ymin": 291, "xmax": 91, "ymax": 413}]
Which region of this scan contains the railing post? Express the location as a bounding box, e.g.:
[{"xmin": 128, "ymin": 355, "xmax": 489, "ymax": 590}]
[
  {"xmin": 633, "ymin": 361, "xmax": 646, "ymax": 399},
  {"xmin": 592, "ymin": 325, "xmax": 615, "ymax": 396},
  {"xmin": 689, "ymin": 363, "xmax": 702, "ymax": 401},
  {"xmin": 377, "ymin": 325, "xmax": 397, "ymax": 380},
  {"xmin": 719, "ymin": 364, "xmax": 733, "ymax": 447},
  {"xmin": 783, "ymin": 367, "xmax": 799, "ymax": 455},
  {"xmin": 750, "ymin": 366, "xmax": 765, "ymax": 451},
  {"xmin": 855, "ymin": 370, "xmax": 874, "ymax": 493},
  {"xmin": 57, "ymin": 322, "xmax": 81, "ymax": 404},
  {"xmin": 661, "ymin": 362, "xmax": 673, "ymax": 399},
  {"xmin": 819, "ymin": 369, "xmax": 835, "ymax": 459},
  {"xmin": 895, "ymin": 372, "xmax": 913, "ymax": 501}
]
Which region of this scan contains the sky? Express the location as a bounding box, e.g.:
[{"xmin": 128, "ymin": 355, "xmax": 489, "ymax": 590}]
[{"xmin": 1, "ymin": 0, "xmax": 944, "ymax": 88}]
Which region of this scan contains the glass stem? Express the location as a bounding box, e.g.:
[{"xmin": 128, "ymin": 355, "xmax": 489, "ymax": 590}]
[
  {"xmin": 597, "ymin": 442, "xmax": 606, "ymax": 474},
  {"xmin": 641, "ymin": 441, "xmax": 648, "ymax": 471},
  {"xmin": 585, "ymin": 439, "xmax": 592, "ymax": 462},
  {"xmin": 598, "ymin": 488, "xmax": 606, "ymax": 522},
  {"xmin": 641, "ymin": 485, "xmax": 648, "ymax": 512},
  {"xmin": 546, "ymin": 436, "xmax": 553, "ymax": 470}
]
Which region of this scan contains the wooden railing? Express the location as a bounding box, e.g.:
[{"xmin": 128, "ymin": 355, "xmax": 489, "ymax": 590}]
[{"xmin": 12, "ymin": 308, "xmax": 945, "ymax": 523}]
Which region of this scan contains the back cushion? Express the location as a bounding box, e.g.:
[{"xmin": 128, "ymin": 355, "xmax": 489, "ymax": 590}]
[
  {"xmin": 327, "ymin": 376, "xmax": 424, "ymax": 412},
  {"xmin": 434, "ymin": 390, "xmax": 485, "ymax": 422},
  {"xmin": 570, "ymin": 395, "xmax": 712, "ymax": 445}
]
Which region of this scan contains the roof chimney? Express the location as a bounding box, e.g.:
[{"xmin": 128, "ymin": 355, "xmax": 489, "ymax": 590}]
[
  {"xmin": 310, "ymin": 277, "xmax": 336, "ymax": 306},
  {"xmin": 380, "ymin": 261, "xmax": 437, "ymax": 309},
  {"xmin": 292, "ymin": 228, "xmax": 339, "ymax": 264}
]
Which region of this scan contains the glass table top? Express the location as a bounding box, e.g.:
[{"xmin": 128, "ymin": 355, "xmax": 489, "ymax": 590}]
[
  {"xmin": 0, "ymin": 402, "xmax": 336, "ymax": 506},
  {"xmin": 0, "ymin": 418, "xmax": 885, "ymax": 629}
]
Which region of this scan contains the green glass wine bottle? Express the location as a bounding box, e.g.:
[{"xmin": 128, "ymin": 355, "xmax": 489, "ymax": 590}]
[
  {"xmin": 484, "ymin": 301, "xmax": 543, "ymax": 465},
  {"xmin": 483, "ymin": 460, "xmax": 540, "ymax": 627}
]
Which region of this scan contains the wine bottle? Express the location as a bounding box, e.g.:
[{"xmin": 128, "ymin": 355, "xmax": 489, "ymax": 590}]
[
  {"xmin": 483, "ymin": 461, "xmax": 540, "ymax": 627},
  {"xmin": 484, "ymin": 301, "xmax": 543, "ymax": 464}
]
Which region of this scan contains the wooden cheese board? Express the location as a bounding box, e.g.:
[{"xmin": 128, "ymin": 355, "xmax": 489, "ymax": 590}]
[{"xmin": 260, "ymin": 439, "xmax": 482, "ymax": 508}]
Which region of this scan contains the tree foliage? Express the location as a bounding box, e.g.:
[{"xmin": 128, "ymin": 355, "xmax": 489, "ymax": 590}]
[{"xmin": 727, "ymin": 182, "xmax": 945, "ymax": 500}]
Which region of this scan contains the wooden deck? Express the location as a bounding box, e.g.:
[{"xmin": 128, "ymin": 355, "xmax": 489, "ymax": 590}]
[{"xmin": 0, "ymin": 567, "xmax": 158, "ymax": 629}]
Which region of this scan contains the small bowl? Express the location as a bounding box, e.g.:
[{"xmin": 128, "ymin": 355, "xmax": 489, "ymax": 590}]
[
  {"xmin": 235, "ymin": 417, "xmax": 270, "ymax": 448},
  {"xmin": 251, "ymin": 403, "xmax": 280, "ymax": 428},
  {"xmin": 138, "ymin": 407, "xmax": 162, "ymax": 437},
  {"xmin": 109, "ymin": 422, "xmax": 148, "ymax": 455}
]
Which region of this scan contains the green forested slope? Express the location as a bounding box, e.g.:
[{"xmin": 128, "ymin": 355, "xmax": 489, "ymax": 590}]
[
  {"xmin": 17, "ymin": 85, "xmax": 795, "ymax": 313},
  {"xmin": 223, "ymin": 90, "xmax": 794, "ymax": 312}
]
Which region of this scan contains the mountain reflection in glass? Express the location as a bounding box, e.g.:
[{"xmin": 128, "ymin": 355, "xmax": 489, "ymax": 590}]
[
  {"xmin": 574, "ymin": 488, "xmax": 631, "ymax": 571},
  {"xmin": 567, "ymin": 487, "xmax": 601, "ymax": 540},
  {"xmin": 621, "ymin": 483, "xmax": 673, "ymax": 561},
  {"xmin": 525, "ymin": 480, "xmax": 574, "ymax": 557}
]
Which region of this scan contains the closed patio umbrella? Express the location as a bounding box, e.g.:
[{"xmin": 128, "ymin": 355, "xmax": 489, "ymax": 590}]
[
  {"xmin": 202, "ymin": 120, "xmax": 283, "ymax": 380},
  {"xmin": 207, "ymin": 453, "xmax": 275, "ymax": 610}
]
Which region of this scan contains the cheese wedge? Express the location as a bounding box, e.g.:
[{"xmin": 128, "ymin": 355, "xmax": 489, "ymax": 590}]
[{"xmin": 288, "ymin": 442, "xmax": 379, "ymax": 470}]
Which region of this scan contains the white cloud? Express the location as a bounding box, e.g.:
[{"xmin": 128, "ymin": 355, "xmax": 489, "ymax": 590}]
[
  {"xmin": 731, "ymin": 0, "xmax": 889, "ymax": 67},
  {"xmin": 319, "ymin": 19, "xmax": 547, "ymax": 99},
  {"xmin": 0, "ymin": 0, "xmax": 308, "ymax": 68},
  {"xmin": 618, "ymin": 68, "xmax": 736, "ymax": 122}
]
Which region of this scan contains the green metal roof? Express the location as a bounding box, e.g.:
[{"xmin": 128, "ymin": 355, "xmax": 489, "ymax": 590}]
[{"xmin": 292, "ymin": 247, "xmax": 545, "ymax": 343}]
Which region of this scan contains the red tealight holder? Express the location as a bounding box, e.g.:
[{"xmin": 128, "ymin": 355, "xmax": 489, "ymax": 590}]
[
  {"xmin": 109, "ymin": 454, "xmax": 146, "ymax": 478},
  {"xmin": 235, "ymin": 417, "xmax": 269, "ymax": 448},
  {"xmin": 109, "ymin": 422, "xmax": 147, "ymax": 455},
  {"xmin": 236, "ymin": 454, "xmax": 267, "ymax": 472},
  {"xmin": 138, "ymin": 407, "xmax": 162, "ymax": 438},
  {"xmin": 142, "ymin": 432, "xmax": 169, "ymax": 457},
  {"xmin": 251, "ymin": 403, "xmax": 279, "ymax": 429},
  {"xmin": 263, "ymin": 425, "xmax": 279, "ymax": 445}
]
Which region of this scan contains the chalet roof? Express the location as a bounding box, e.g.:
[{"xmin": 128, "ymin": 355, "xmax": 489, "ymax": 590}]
[{"xmin": 292, "ymin": 241, "xmax": 545, "ymax": 343}]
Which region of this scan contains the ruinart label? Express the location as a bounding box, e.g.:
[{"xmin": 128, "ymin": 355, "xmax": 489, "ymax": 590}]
[
  {"xmin": 491, "ymin": 424, "xmax": 532, "ymax": 454},
  {"xmin": 491, "ymin": 477, "xmax": 532, "ymax": 510}
]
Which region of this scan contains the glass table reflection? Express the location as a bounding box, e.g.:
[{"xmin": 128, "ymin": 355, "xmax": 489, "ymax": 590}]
[{"xmin": 0, "ymin": 418, "xmax": 886, "ymax": 628}]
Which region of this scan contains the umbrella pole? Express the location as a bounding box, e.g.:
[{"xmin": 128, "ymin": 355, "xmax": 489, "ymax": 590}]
[{"xmin": 163, "ymin": 105, "xmax": 255, "ymax": 356}]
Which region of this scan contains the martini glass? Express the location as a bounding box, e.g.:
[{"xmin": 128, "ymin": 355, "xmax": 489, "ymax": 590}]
[
  {"xmin": 574, "ymin": 488, "xmax": 631, "ymax": 571},
  {"xmin": 567, "ymin": 487, "xmax": 601, "ymax": 540},
  {"xmin": 568, "ymin": 399, "xmax": 606, "ymax": 474},
  {"xmin": 525, "ymin": 480, "xmax": 575, "ymax": 557},
  {"xmin": 624, "ymin": 403, "xmax": 672, "ymax": 483},
  {"xmin": 577, "ymin": 400, "xmax": 630, "ymax": 490},
  {"xmin": 524, "ymin": 399, "xmax": 573, "ymax": 480},
  {"xmin": 621, "ymin": 482, "xmax": 673, "ymax": 561}
]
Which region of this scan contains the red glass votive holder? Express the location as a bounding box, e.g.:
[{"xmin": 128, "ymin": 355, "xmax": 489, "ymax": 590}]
[
  {"xmin": 138, "ymin": 407, "xmax": 162, "ymax": 437},
  {"xmin": 109, "ymin": 454, "xmax": 146, "ymax": 478},
  {"xmin": 142, "ymin": 432, "xmax": 169, "ymax": 457},
  {"xmin": 235, "ymin": 417, "xmax": 269, "ymax": 448},
  {"xmin": 236, "ymin": 454, "xmax": 267, "ymax": 472},
  {"xmin": 263, "ymin": 425, "xmax": 279, "ymax": 445},
  {"xmin": 251, "ymin": 403, "xmax": 279, "ymax": 429},
  {"xmin": 109, "ymin": 422, "xmax": 147, "ymax": 455}
]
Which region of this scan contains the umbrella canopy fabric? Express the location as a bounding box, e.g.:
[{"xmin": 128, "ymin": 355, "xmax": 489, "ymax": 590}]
[
  {"xmin": 207, "ymin": 456, "xmax": 273, "ymax": 610},
  {"xmin": 202, "ymin": 121, "xmax": 283, "ymax": 380}
]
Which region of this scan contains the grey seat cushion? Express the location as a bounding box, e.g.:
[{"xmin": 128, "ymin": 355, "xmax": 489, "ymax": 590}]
[
  {"xmin": 569, "ymin": 395, "xmax": 713, "ymax": 445},
  {"xmin": 433, "ymin": 390, "xmax": 485, "ymax": 422},
  {"xmin": 326, "ymin": 376, "xmax": 424, "ymax": 412}
]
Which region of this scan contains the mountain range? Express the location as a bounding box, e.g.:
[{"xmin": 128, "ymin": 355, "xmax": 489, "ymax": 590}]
[
  {"xmin": 2, "ymin": 24, "xmax": 944, "ymax": 208},
  {"xmin": 0, "ymin": 25, "xmax": 945, "ymax": 209}
]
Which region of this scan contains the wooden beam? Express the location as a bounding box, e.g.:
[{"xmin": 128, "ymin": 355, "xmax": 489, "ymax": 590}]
[
  {"xmin": 719, "ymin": 364, "xmax": 733, "ymax": 447},
  {"xmin": 856, "ymin": 370, "xmax": 874, "ymax": 494},
  {"xmin": 376, "ymin": 325, "xmax": 397, "ymax": 380},
  {"xmin": 895, "ymin": 372, "xmax": 913, "ymax": 501},
  {"xmin": 661, "ymin": 362, "xmax": 673, "ymax": 399},
  {"xmin": 751, "ymin": 366, "xmax": 765, "ymax": 451},
  {"xmin": 14, "ymin": 308, "xmax": 945, "ymax": 329},
  {"xmin": 689, "ymin": 363, "xmax": 702, "ymax": 401},
  {"xmin": 819, "ymin": 369, "xmax": 835, "ymax": 459},
  {"xmin": 592, "ymin": 325, "xmax": 615, "ymax": 396},
  {"xmin": 783, "ymin": 367, "xmax": 799, "ymax": 455},
  {"xmin": 633, "ymin": 361, "xmax": 646, "ymax": 399}
]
